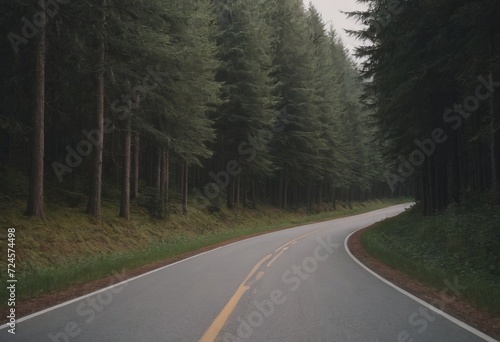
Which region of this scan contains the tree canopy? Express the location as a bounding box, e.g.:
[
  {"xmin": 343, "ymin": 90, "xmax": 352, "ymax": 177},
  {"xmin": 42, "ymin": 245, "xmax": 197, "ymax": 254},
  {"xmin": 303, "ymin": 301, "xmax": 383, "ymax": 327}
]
[{"xmin": 1, "ymin": 0, "xmax": 394, "ymax": 220}]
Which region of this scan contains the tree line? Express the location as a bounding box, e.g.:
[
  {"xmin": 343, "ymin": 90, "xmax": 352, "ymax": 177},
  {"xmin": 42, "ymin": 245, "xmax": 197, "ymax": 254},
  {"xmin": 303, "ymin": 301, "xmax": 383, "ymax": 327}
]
[
  {"xmin": 350, "ymin": 0, "xmax": 500, "ymax": 214},
  {"xmin": 1, "ymin": 0, "xmax": 397, "ymax": 221}
]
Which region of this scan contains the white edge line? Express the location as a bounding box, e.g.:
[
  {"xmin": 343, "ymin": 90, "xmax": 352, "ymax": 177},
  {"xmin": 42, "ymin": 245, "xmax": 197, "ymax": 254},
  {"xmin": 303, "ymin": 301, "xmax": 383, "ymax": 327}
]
[
  {"xmin": 0, "ymin": 234, "xmax": 264, "ymax": 330},
  {"xmin": 0, "ymin": 203, "xmax": 411, "ymax": 331},
  {"xmin": 0, "ymin": 210, "xmax": 350, "ymax": 331},
  {"xmin": 344, "ymin": 229, "xmax": 499, "ymax": 342}
]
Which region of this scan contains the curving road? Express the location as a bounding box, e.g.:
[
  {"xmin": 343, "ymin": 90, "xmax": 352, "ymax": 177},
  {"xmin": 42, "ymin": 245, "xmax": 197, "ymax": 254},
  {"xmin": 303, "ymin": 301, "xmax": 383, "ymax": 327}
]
[{"xmin": 1, "ymin": 204, "xmax": 497, "ymax": 342}]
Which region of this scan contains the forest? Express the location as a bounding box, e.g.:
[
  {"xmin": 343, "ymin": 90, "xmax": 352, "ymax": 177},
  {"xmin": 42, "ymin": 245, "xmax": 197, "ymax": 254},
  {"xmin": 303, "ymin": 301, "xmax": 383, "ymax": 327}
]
[
  {"xmin": 1, "ymin": 0, "xmax": 395, "ymax": 221},
  {"xmin": 1, "ymin": 0, "xmax": 499, "ymax": 221},
  {"xmin": 350, "ymin": 0, "xmax": 500, "ymax": 214},
  {"xmin": 1, "ymin": 1, "xmax": 500, "ymax": 337}
]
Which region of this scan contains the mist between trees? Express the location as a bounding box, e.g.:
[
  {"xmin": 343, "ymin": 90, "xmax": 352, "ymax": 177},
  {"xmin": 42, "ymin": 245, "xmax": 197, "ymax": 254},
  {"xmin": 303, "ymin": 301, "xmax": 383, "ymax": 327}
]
[{"xmin": 1, "ymin": 0, "xmax": 409, "ymax": 221}]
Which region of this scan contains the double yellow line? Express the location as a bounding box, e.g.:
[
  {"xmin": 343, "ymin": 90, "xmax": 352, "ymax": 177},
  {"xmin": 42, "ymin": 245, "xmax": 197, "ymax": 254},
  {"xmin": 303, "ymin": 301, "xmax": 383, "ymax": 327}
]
[{"xmin": 199, "ymin": 230, "xmax": 321, "ymax": 341}]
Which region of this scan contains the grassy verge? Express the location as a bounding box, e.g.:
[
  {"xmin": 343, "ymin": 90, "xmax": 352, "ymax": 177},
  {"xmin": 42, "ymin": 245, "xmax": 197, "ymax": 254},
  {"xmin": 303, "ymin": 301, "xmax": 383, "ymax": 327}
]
[
  {"xmin": 360, "ymin": 204, "xmax": 500, "ymax": 315},
  {"xmin": 0, "ymin": 197, "xmax": 409, "ymax": 304}
]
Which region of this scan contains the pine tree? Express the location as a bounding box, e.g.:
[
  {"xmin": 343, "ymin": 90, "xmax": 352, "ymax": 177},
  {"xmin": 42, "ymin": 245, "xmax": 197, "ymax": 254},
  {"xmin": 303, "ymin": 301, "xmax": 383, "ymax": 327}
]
[
  {"xmin": 25, "ymin": 1, "xmax": 46, "ymax": 219},
  {"xmin": 349, "ymin": 0, "xmax": 500, "ymax": 212},
  {"xmin": 212, "ymin": 0, "xmax": 277, "ymax": 209},
  {"xmin": 86, "ymin": 0, "xmax": 107, "ymax": 221},
  {"xmin": 269, "ymin": 0, "xmax": 326, "ymax": 209}
]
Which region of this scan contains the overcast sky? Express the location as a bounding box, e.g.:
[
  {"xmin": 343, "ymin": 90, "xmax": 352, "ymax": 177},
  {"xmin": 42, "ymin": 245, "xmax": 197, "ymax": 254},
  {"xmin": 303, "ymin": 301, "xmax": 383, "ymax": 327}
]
[{"xmin": 307, "ymin": 0, "xmax": 368, "ymax": 56}]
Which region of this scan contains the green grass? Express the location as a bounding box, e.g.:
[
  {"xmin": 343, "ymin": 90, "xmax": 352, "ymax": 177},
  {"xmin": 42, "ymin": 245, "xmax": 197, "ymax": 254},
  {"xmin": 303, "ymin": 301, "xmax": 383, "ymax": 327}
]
[
  {"xmin": 0, "ymin": 195, "xmax": 409, "ymax": 305},
  {"xmin": 360, "ymin": 204, "xmax": 500, "ymax": 315}
]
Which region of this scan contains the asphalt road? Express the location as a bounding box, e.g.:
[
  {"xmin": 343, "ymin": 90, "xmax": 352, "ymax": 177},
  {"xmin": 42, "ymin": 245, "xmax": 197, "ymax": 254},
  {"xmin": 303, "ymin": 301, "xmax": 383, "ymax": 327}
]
[{"xmin": 1, "ymin": 204, "xmax": 497, "ymax": 342}]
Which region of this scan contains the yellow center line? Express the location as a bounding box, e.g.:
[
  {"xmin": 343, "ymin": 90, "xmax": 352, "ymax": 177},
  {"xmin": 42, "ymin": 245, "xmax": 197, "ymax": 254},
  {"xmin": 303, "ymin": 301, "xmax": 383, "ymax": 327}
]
[
  {"xmin": 266, "ymin": 247, "xmax": 288, "ymax": 268},
  {"xmin": 200, "ymin": 227, "xmax": 332, "ymax": 341},
  {"xmin": 254, "ymin": 271, "xmax": 266, "ymax": 281},
  {"xmin": 273, "ymin": 231, "xmax": 317, "ymax": 253},
  {"xmin": 199, "ymin": 253, "xmax": 272, "ymax": 342}
]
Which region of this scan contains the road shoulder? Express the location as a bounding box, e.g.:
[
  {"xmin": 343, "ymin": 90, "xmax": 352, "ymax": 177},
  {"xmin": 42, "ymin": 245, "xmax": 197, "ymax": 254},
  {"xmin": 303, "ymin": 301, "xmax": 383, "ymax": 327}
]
[{"xmin": 347, "ymin": 225, "xmax": 500, "ymax": 340}]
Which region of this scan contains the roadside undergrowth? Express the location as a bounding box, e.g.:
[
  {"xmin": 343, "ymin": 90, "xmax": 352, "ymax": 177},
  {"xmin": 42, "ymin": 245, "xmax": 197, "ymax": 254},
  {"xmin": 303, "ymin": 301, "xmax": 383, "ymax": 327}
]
[
  {"xmin": 0, "ymin": 197, "xmax": 409, "ymax": 303},
  {"xmin": 360, "ymin": 204, "xmax": 500, "ymax": 315}
]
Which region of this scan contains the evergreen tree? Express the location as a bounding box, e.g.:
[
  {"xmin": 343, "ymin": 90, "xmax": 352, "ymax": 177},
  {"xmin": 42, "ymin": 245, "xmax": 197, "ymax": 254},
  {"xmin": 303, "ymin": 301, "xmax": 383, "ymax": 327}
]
[
  {"xmin": 349, "ymin": 0, "xmax": 500, "ymax": 213},
  {"xmin": 0, "ymin": 0, "xmax": 396, "ymax": 222},
  {"xmin": 211, "ymin": 0, "xmax": 277, "ymax": 208},
  {"xmin": 25, "ymin": 1, "xmax": 46, "ymax": 219},
  {"xmin": 270, "ymin": 0, "xmax": 326, "ymax": 209}
]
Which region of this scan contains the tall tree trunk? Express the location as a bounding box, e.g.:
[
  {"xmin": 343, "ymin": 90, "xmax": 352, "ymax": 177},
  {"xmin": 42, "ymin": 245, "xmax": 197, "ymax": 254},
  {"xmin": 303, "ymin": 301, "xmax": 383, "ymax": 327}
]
[
  {"xmin": 227, "ymin": 174, "xmax": 235, "ymax": 209},
  {"xmin": 152, "ymin": 149, "xmax": 161, "ymax": 218},
  {"xmin": 294, "ymin": 182, "xmax": 299, "ymax": 208},
  {"xmin": 283, "ymin": 170, "xmax": 288, "ymax": 210},
  {"xmin": 26, "ymin": 21, "xmax": 45, "ymax": 219},
  {"xmin": 307, "ymin": 183, "xmax": 312, "ymax": 211},
  {"xmin": 86, "ymin": 38, "xmax": 105, "ymax": 220},
  {"xmin": 251, "ymin": 176, "xmax": 257, "ymax": 209},
  {"xmin": 488, "ymin": 42, "xmax": 498, "ymax": 203},
  {"xmin": 119, "ymin": 117, "xmax": 131, "ymax": 219},
  {"xmin": 182, "ymin": 161, "xmax": 188, "ymax": 215},
  {"xmin": 236, "ymin": 175, "xmax": 241, "ymax": 206},
  {"xmin": 158, "ymin": 149, "xmax": 166, "ymax": 218},
  {"xmin": 148, "ymin": 142, "xmax": 155, "ymax": 187},
  {"xmin": 159, "ymin": 148, "xmax": 169, "ymax": 218},
  {"xmin": 131, "ymin": 133, "xmax": 140, "ymax": 200},
  {"xmin": 278, "ymin": 171, "xmax": 283, "ymax": 209},
  {"xmin": 164, "ymin": 149, "xmax": 170, "ymax": 215},
  {"xmin": 450, "ymin": 132, "xmax": 460, "ymax": 204},
  {"xmin": 331, "ymin": 186, "xmax": 337, "ymax": 210},
  {"xmin": 155, "ymin": 148, "xmax": 161, "ymax": 190},
  {"xmin": 317, "ymin": 182, "xmax": 323, "ymax": 211},
  {"xmin": 242, "ymin": 175, "xmax": 247, "ymax": 207}
]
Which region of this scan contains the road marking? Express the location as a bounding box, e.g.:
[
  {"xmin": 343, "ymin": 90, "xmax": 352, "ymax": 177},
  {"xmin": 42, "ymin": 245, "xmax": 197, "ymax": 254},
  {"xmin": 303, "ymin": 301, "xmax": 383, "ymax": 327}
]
[
  {"xmin": 198, "ymin": 204, "xmax": 413, "ymax": 341},
  {"xmin": 0, "ymin": 204, "xmax": 411, "ymax": 332},
  {"xmin": 199, "ymin": 254, "xmax": 272, "ymax": 342},
  {"xmin": 266, "ymin": 247, "xmax": 288, "ymax": 268},
  {"xmin": 255, "ymin": 271, "xmax": 265, "ymax": 281},
  {"xmin": 0, "ymin": 211, "xmax": 332, "ymax": 331},
  {"xmin": 200, "ymin": 227, "xmax": 333, "ymax": 341},
  {"xmin": 344, "ymin": 230, "xmax": 499, "ymax": 342},
  {"xmin": 1, "ymin": 209, "xmax": 343, "ymax": 332},
  {"xmin": 274, "ymin": 230, "xmax": 318, "ymax": 253},
  {"xmin": 0, "ymin": 233, "xmax": 277, "ymax": 330}
]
